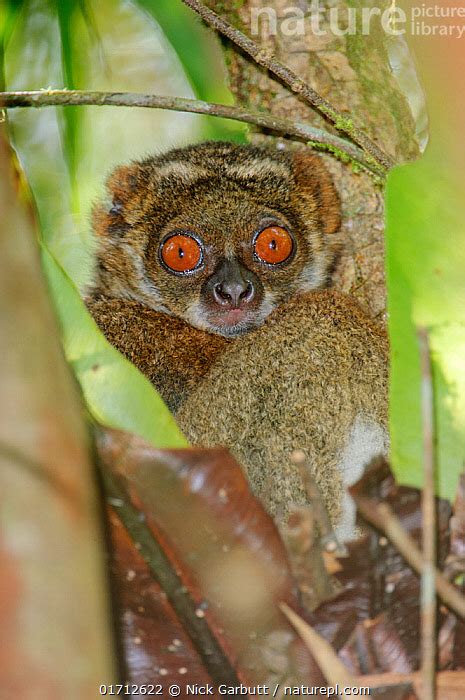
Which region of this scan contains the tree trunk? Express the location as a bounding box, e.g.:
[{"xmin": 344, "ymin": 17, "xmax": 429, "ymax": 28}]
[{"xmin": 208, "ymin": 0, "xmax": 421, "ymax": 317}]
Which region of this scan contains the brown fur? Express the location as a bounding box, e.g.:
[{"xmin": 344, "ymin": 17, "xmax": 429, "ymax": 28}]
[
  {"xmin": 176, "ymin": 290, "xmax": 388, "ymax": 525},
  {"xmin": 87, "ymin": 297, "xmax": 229, "ymax": 412}
]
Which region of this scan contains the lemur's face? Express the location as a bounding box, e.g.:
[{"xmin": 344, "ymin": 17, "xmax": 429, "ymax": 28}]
[
  {"xmin": 153, "ymin": 213, "xmax": 294, "ymax": 336},
  {"xmin": 91, "ymin": 143, "xmax": 340, "ymax": 337}
]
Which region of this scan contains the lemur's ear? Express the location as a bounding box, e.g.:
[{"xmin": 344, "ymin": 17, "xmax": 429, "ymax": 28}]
[
  {"xmin": 292, "ymin": 151, "xmax": 341, "ymax": 235},
  {"xmin": 92, "ymin": 162, "xmax": 147, "ymax": 238},
  {"xmin": 105, "ymin": 162, "xmax": 147, "ymax": 208}
]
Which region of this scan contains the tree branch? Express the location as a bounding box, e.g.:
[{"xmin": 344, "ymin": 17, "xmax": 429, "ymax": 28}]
[
  {"xmin": 181, "ymin": 0, "xmax": 394, "ymax": 172},
  {"xmin": 0, "ymin": 90, "xmax": 385, "ymax": 177}
]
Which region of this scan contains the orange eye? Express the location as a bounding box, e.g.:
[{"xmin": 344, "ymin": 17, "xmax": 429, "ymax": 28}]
[
  {"xmin": 160, "ymin": 234, "xmax": 202, "ymax": 273},
  {"xmin": 254, "ymin": 226, "xmax": 294, "ymax": 265}
]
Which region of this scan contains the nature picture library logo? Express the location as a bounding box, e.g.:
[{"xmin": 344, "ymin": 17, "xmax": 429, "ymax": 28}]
[{"xmin": 250, "ymin": 1, "xmax": 465, "ymax": 40}]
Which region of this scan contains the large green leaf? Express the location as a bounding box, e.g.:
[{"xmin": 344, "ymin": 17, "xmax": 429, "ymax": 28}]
[
  {"xmin": 42, "ymin": 246, "xmax": 187, "ymax": 448},
  {"xmin": 386, "ymin": 77, "xmax": 465, "ymax": 500}
]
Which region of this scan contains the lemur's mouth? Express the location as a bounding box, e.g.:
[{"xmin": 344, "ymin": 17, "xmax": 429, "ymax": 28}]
[
  {"xmin": 215, "ymin": 308, "xmax": 249, "ymax": 324},
  {"xmin": 186, "ymin": 295, "xmax": 275, "ymax": 337},
  {"xmin": 207, "ymin": 308, "xmax": 257, "ymax": 336}
]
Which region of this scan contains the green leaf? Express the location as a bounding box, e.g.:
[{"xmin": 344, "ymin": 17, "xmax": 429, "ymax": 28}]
[
  {"xmin": 41, "ymin": 246, "xmax": 188, "ymax": 449},
  {"xmin": 386, "ymin": 146, "xmax": 465, "ymax": 501},
  {"xmin": 0, "ymin": 0, "xmax": 21, "ymax": 91},
  {"xmin": 56, "ymin": 0, "xmax": 81, "ymax": 213},
  {"xmin": 135, "ymin": 0, "xmax": 246, "ymax": 142}
]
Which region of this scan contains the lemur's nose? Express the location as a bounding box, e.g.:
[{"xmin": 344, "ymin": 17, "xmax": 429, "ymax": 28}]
[
  {"xmin": 210, "ymin": 259, "xmax": 256, "ymax": 309},
  {"xmin": 214, "ymin": 280, "xmax": 254, "ymax": 307}
]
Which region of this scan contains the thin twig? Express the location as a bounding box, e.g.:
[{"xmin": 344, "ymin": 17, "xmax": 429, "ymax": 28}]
[
  {"xmin": 290, "ymin": 449, "xmax": 345, "ymax": 555},
  {"xmin": 284, "ymin": 507, "xmax": 337, "ymax": 610},
  {"xmin": 418, "ymin": 328, "xmax": 437, "ymax": 700},
  {"xmin": 353, "ymin": 496, "xmax": 465, "ymax": 620},
  {"xmin": 0, "ymin": 90, "xmax": 384, "ymax": 177},
  {"xmin": 181, "ymin": 0, "xmax": 394, "ymax": 172}
]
